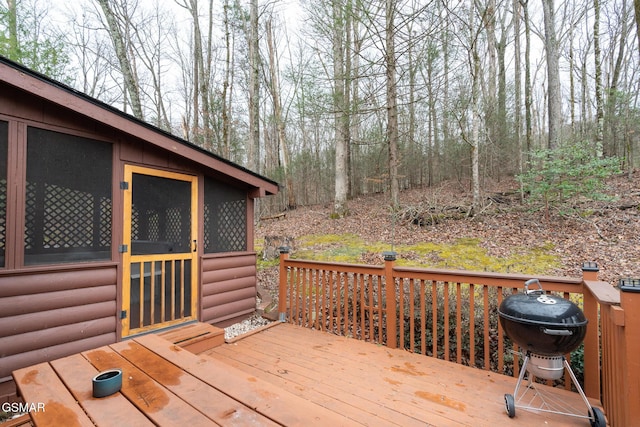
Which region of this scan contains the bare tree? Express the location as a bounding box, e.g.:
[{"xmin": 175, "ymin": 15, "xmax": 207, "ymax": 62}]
[
  {"xmin": 248, "ymin": 0, "xmax": 260, "ymax": 172},
  {"xmin": 594, "ymin": 0, "xmax": 604, "ymax": 150},
  {"xmin": 265, "ymin": 16, "xmax": 295, "ymax": 209},
  {"xmin": 386, "ymin": 0, "xmax": 399, "ymax": 209},
  {"xmin": 96, "ymin": 0, "xmax": 144, "ymax": 119},
  {"xmin": 469, "ymin": 0, "xmax": 481, "ymax": 209},
  {"xmin": 331, "ymin": 0, "xmax": 351, "ymax": 217},
  {"xmin": 175, "ymin": 0, "xmax": 215, "ymax": 150},
  {"xmin": 541, "ymin": 0, "xmax": 562, "ymax": 149},
  {"xmin": 514, "ymin": 0, "xmax": 523, "ymax": 173},
  {"xmin": 222, "ymin": 0, "xmax": 232, "ymax": 158},
  {"xmin": 634, "ymin": 0, "xmax": 640, "ymax": 55}
]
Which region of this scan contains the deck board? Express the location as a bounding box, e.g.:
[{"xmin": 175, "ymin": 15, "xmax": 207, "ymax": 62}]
[
  {"xmin": 204, "ymin": 323, "xmax": 604, "ymax": 426},
  {"xmin": 50, "ymin": 354, "xmax": 155, "ymax": 427},
  {"xmin": 135, "ymin": 334, "xmax": 355, "ymax": 426},
  {"xmin": 83, "ymin": 343, "xmax": 216, "ymax": 425}
]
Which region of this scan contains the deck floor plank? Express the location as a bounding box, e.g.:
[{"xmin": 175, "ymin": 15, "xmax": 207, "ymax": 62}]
[
  {"xmin": 110, "ymin": 339, "xmax": 279, "ymax": 427},
  {"xmin": 135, "ymin": 334, "xmax": 357, "ymax": 426},
  {"xmin": 50, "ymin": 353, "xmax": 155, "ymax": 427},
  {"xmin": 204, "ymin": 323, "xmax": 604, "ymax": 427},
  {"xmin": 213, "ymin": 336, "xmax": 468, "ymax": 426},
  {"xmin": 82, "ymin": 343, "xmax": 216, "ymax": 426},
  {"xmin": 211, "ymin": 346, "xmax": 441, "ymax": 426},
  {"xmin": 239, "ymin": 322, "xmax": 595, "ymax": 411},
  {"xmin": 12, "ymin": 363, "xmax": 95, "ymax": 427}
]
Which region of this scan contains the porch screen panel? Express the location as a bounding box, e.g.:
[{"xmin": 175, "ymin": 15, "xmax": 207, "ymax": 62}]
[
  {"xmin": 130, "ymin": 174, "xmax": 191, "ymax": 254},
  {"xmin": 25, "ymin": 127, "xmax": 112, "ymax": 265},
  {"xmin": 203, "ymin": 176, "xmax": 247, "ymax": 253},
  {"xmin": 0, "ymin": 121, "xmax": 7, "ymax": 267}
]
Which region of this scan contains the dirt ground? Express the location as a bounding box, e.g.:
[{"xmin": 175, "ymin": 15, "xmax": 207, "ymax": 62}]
[{"xmin": 255, "ymin": 173, "xmax": 640, "ymax": 292}]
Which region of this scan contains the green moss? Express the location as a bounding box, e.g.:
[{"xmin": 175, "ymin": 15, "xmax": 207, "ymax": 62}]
[
  {"xmin": 299, "ymin": 233, "xmax": 362, "ymax": 246},
  {"xmin": 285, "ymin": 233, "xmax": 560, "ymax": 276},
  {"xmin": 257, "ymin": 257, "xmax": 280, "ymax": 269}
]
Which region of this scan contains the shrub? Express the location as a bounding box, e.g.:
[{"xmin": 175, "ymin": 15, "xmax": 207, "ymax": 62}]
[{"xmin": 518, "ymin": 141, "xmax": 620, "ymax": 218}]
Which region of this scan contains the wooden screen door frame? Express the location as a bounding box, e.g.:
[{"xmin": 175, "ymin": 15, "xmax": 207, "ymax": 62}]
[{"xmin": 121, "ymin": 165, "xmax": 199, "ymax": 337}]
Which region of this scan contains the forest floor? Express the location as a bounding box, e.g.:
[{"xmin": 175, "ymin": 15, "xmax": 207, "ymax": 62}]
[{"xmin": 255, "ymin": 172, "xmax": 640, "ymax": 297}]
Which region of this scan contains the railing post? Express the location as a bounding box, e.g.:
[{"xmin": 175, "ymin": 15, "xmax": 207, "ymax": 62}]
[
  {"xmin": 278, "ymin": 247, "xmax": 290, "ymax": 322},
  {"xmin": 619, "ymin": 279, "xmax": 640, "ymax": 424},
  {"xmin": 581, "ymin": 262, "xmax": 600, "ymax": 399},
  {"xmin": 383, "ymin": 251, "xmax": 397, "ymax": 349}
]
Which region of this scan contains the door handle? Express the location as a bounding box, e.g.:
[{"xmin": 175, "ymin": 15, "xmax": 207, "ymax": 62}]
[{"xmin": 193, "ymin": 240, "xmax": 197, "ymax": 252}]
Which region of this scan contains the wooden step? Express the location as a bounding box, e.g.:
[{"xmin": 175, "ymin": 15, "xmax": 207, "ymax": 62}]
[{"xmin": 157, "ymin": 322, "xmax": 224, "ymax": 354}]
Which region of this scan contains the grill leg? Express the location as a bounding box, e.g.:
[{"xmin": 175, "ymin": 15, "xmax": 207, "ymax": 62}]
[
  {"xmin": 563, "ymin": 358, "xmax": 598, "ymax": 419},
  {"xmin": 513, "ymin": 353, "xmax": 530, "ymax": 399}
]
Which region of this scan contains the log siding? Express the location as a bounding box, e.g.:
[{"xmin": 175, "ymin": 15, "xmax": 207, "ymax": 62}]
[
  {"xmin": 0, "ymin": 264, "xmax": 118, "ymax": 381},
  {"xmin": 201, "ymin": 253, "xmax": 258, "ymax": 325}
]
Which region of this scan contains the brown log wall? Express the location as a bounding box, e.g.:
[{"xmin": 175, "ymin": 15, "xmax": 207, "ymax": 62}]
[
  {"xmin": 0, "ymin": 264, "xmax": 118, "ymax": 382},
  {"xmin": 201, "ymin": 253, "xmax": 257, "ymax": 325}
]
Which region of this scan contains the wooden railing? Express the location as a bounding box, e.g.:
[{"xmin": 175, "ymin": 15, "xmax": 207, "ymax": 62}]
[
  {"xmin": 277, "ymin": 249, "xmax": 640, "ymax": 427},
  {"xmin": 583, "ymin": 276, "xmax": 640, "ymax": 427}
]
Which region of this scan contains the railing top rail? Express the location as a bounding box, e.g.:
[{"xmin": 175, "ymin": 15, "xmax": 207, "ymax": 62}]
[
  {"xmin": 283, "ymin": 258, "xmax": 385, "ymax": 275},
  {"xmin": 392, "ymin": 266, "xmax": 583, "ymax": 290},
  {"xmin": 584, "ymin": 280, "xmax": 620, "ymax": 305}
]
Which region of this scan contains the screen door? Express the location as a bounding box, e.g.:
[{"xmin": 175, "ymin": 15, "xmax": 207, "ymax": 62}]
[{"xmin": 121, "ymin": 165, "xmax": 198, "ymax": 336}]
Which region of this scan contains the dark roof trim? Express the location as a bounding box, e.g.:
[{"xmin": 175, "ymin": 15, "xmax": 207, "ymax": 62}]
[{"xmin": 0, "ymin": 55, "xmax": 279, "ymax": 195}]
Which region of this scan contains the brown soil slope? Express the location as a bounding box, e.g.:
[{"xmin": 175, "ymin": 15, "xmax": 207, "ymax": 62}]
[{"xmin": 257, "ymin": 174, "xmax": 640, "ymax": 286}]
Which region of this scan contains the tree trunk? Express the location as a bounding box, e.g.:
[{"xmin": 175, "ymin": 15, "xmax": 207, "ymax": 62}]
[
  {"xmin": 332, "ymin": 0, "xmax": 349, "ymax": 217},
  {"xmin": 522, "ymin": 0, "xmax": 532, "ymax": 155},
  {"xmin": 594, "ymin": 0, "xmax": 604, "ymax": 155},
  {"xmin": 386, "ymin": 0, "xmax": 399, "ymax": 208},
  {"xmin": 568, "ymin": 22, "xmax": 576, "ymax": 132},
  {"xmin": 542, "ymin": 0, "xmax": 562, "ymax": 149},
  {"xmin": 634, "ymin": 0, "xmax": 640, "ymax": 56},
  {"xmin": 222, "ymin": 0, "xmax": 231, "ymax": 158},
  {"xmin": 7, "ymin": 0, "xmax": 18, "ymax": 59},
  {"xmin": 483, "ymin": 0, "xmax": 498, "ymax": 172},
  {"xmin": 266, "ymin": 18, "xmax": 296, "ymax": 210},
  {"xmin": 469, "ymin": 0, "xmax": 481, "ymax": 209},
  {"xmin": 514, "ymin": 0, "xmax": 522, "ymax": 174},
  {"xmin": 96, "ymin": 0, "xmax": 144, "ymax": 120},
  {"xmin": 605, "ymin": 0, "xmax": 629, "ymax": 158},
  {"xmin": 248, "ymin": 0, "xmax": 260, "ymax": 173}
]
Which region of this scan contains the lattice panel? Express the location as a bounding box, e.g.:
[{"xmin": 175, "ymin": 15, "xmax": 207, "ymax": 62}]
[
  {"xmin": 131, "ymin": 206, "xmax": 190, "ymax": 251},
  {"xmin": 99, "ymin": 197, "xmax": 112, "ymax": 246},
  {"xmin": 165, "ymin": 207, "xmax": 190, "ymax": 249},
  {"xmin": 131, "ymin": 206, "xmax": 140, "ymax": 240},
  {"xmin": 0, "ymin": 179, "xmax": 6, "ymax": 256},
  {"xmin": 218, "ymin": 200, "xmax": 246, "ymax": 251},
  {"xmin": 204, "ymin": 199, "xmax": 246, "ymax": 253},
  {"xmin": 44, "ymin": 185, "xmax": 93, "ymax": 248},
  {"xmin": 203, "ymin": 176, "xmax": 247, "ymax": 253},
  {"xmin": 24, "ymin": 127, "xmax": 112, "ymax": 264},
  {"xmin": 25, "ymin": 182, "xmax": 111, "ymax": 256},
  {"xmin": 24, "ymin": 182, "xmax": 37, "ymax": 250},
  {"xmin": 204, "ymin": 204, "xmax": 210, "ymax": 249},
  {"xmin": 25, "ymin": 184, "xmax": 106, "ymax": 249}
]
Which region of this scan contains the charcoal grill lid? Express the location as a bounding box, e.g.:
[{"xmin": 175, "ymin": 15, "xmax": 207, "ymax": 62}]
[{"xmin": 498, "ymin": 292, "xmax": 588, "ymax": 327}]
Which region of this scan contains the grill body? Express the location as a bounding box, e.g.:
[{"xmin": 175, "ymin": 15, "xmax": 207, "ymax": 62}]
[
  {"xmin": 498, "ymin": 279, "xmax": 605, "ymax": 426},
  {"xmin": 498, "ymin": 291, "xmax": 587, "ymax": 356}
]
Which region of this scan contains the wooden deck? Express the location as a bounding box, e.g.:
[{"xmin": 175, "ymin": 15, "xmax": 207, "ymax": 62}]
[{"xmin": 204, "ymin": 323, "xmax": 604, "ymax": 426}]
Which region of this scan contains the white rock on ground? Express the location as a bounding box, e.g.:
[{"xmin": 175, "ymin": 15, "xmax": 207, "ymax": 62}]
[{"xmin": 224, "ymin": 314, "xmax": 272, "ymax": 340}]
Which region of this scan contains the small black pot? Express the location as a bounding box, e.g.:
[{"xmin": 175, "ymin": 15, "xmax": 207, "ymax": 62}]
[{"xmin": 498, "ymin": 280, "xmax": 587, "ymax": 356}]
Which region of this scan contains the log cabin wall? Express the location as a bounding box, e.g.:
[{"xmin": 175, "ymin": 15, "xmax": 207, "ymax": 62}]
[
  {"xmin": 0, "ymin": 265, "xmax": 118, "ymax": 381},
  {"xmin": 201, "ymin": 253, "xmax": 258, "ymax": 326},
  {"xmin": 0, "ymin": 57, "xmax": 278, "ymax": 400}
]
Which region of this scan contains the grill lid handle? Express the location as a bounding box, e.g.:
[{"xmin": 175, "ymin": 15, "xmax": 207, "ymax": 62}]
[
  {"xmin": 524, "ymin": 278, "xmax": 544, "ymax": 295},
  {"xmin": 541, "ymin": 327, "xmax": 573, "ymax": 336}
]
